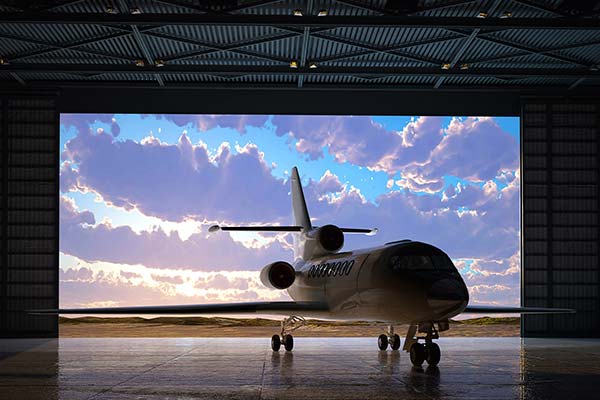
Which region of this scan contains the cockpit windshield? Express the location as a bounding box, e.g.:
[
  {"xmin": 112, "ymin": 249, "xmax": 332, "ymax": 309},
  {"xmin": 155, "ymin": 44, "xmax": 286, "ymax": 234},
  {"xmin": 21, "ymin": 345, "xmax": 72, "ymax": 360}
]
[{"xmin": 388, "ymin": 243, "xmax": 455, "ymax": 272}]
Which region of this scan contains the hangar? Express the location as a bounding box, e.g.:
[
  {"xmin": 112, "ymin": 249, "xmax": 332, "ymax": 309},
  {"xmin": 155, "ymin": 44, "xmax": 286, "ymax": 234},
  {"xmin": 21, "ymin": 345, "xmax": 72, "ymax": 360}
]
[{"xmin": 0, "ymin": 1, "xmax": 599, "ymax": 397}]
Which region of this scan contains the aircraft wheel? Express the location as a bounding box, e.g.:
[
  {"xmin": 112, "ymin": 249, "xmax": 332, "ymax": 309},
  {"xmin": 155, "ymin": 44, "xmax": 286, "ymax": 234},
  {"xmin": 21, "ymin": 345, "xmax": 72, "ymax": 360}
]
[
  {"xmin": 283, "ymin": 334, "xmax": 294, "ymax": 351},
  {"xmin": 426, "ymin": 342, "xmax": 441, "ymax": 366},
  {"xmin": 377, "ymin": 334, "xmax": 388, "ymax": 350},
  {"xmin": 409, "ymin": 343, "xmax": 426, "ymax": 366},
  {"xmin": 271, "ymin": 335, "xmax": 281, "ymax": 351},
  {"xmin": 390, "ymin": 334, "xmax": 401, "ymax": 351}
]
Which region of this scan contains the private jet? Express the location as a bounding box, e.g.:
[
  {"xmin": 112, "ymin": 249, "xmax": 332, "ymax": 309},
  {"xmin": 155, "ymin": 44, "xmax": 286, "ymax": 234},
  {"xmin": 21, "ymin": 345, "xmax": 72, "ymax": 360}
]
[{"xmin": 40, "ymin": 167, "xmax": 574, "ymax": 367}]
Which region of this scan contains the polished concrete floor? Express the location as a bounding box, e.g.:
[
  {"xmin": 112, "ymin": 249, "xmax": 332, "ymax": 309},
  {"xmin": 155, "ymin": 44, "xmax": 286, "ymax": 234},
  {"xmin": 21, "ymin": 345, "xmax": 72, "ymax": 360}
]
[{"xmin": 0, "ymin": 337, "xmax": 599, "ymax": 399}]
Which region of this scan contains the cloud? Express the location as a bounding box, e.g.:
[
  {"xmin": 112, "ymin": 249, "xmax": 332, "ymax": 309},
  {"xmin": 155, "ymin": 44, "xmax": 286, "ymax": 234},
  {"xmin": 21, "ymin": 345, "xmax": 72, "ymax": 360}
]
[
  {"xmin": 60, "ymin": 197, "xmax": 292, "ymax": 271},
  {"xmin": 271, "ymin": 116, "xmax": 518, "ymax": 194},
  {"xmin": 61, "ymin": 128, "xmax": 290, "ymax": 223},
  {"xmin": 315, "ymin": 170, "xmax": 343, "ymax": 193},
  {"xmin": 59, "ymin": 255, "xmax": 289, "ymax": 308},
  {"xmin": 147, "ymin": 114, "xmax": 269, "ymax": 134}
]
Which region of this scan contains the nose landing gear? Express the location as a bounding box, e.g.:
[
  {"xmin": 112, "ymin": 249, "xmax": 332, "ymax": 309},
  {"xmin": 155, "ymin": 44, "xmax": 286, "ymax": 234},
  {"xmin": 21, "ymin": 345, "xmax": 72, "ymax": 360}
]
[
  {"xmin": 404, "ymin": 322, "xmax": 443, "ymax": 367},
  {"xmin": 271, "ymin": 315, "xmax": 305, "ymax": 352},
  {"xmin": 377, "ymin": 325, "xmax": 401, "ymax": 351}
]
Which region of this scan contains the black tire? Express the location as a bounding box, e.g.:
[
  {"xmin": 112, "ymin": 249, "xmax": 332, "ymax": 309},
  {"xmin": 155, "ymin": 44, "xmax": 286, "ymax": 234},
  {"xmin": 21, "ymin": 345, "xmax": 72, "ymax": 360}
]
[
  {"xmin": 390, "ymin": 334, "xmax": 401, "ymax": 351},
  {"xmin": 377, "ymin": 334, "xmax": 388, "ymax": 350},
  {"xmin": 283, "ymin": 334, "xmax": 294, "ymax": 351},
  {"xmin": 271, "ymin": 335, "xmax": 281, "ymax": 351},
  {"xmin": 426, "ymin": 342, "xmax": 441, "ymax": 366},
  {"xmin": 409, "ymin": 343, "xmax": 426, "ymax": 366}
]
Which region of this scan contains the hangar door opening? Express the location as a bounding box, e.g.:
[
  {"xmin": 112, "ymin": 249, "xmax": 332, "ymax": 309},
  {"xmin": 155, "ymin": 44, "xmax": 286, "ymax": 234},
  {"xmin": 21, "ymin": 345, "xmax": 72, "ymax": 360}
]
[{"xmin": 58, "ymin": 114, "xmax": 520, "ymax": 327}]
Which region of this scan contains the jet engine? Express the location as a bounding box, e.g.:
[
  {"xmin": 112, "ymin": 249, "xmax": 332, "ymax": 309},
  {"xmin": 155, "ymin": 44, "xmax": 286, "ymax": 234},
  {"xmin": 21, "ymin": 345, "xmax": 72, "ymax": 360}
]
[
  {"xmin": 309, "ymin": 224, "xmax": 344, "ymax": 253},
  {"xmin": 260, "ymin": 261, "xmax": 296, "ymax": 290}
]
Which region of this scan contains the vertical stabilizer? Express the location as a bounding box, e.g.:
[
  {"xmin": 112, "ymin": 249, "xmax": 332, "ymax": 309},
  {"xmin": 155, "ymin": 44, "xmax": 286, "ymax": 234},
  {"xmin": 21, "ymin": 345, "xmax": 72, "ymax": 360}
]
[{"xmin": 291, "ymin": 167, "xmax": 312, "ymax": 230}]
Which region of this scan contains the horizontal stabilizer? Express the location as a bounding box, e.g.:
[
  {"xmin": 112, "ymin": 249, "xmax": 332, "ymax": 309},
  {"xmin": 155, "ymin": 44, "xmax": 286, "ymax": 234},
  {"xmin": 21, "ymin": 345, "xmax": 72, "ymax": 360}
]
[
  {"xmin": 30, "ymin": 301, "xmax": 329, "ymax": 316},
  {"xmin": 209, "ymin": 225, "xmax": 377, "ymax": 235},
  {"xmin": 463, "ymin": 305, "xmax": 575, "ymax": 314},
  {"xmin": 209, "ymin": 225, "xmax": 302, "ymax": 233}
]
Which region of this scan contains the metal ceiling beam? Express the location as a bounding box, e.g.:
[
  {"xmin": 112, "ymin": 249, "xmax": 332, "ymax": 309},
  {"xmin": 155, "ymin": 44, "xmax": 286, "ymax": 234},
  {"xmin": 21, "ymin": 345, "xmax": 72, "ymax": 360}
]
[
  {"xmin": 313, "ymin": 33, "xmax": 463, "ymax": 64},
  {"xmin": 310, "ymin": 32, "xmax": 441, "ymax": 66},
  {"xmin": 467, "ymin": 30, "xmax": 596, "ymax": 67},
  {"xmin": 335, "ymin": 0, "xmax": 477, "ymax": 16},
  {"xmin": 434, "ymin": 0, "xmax": 503, "ymax": 89},
  {"xmin": 297, "ymin": 0, "xmax": 314, "ymax": 88},
  {"xmin": 2, "ymin": 13, "xmax": 600, "ymax": 29},
  {"xmin": 0, "ymin": 31, "xmax": 137, "ymax": 62},
  {"xmin": 146, "ymin": 32, "xmax": 294, "ymax": 64},
  {"xmin": 2, "ymin": 63, "xmax": 599, "ymax": 79}
]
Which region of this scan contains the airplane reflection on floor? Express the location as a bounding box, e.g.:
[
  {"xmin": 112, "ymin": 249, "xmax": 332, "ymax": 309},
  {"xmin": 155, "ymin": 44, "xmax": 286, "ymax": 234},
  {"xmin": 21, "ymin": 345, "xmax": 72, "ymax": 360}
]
[{"xmin": 0, "ymin": 337, "xmax": 599, "ymax": 399}]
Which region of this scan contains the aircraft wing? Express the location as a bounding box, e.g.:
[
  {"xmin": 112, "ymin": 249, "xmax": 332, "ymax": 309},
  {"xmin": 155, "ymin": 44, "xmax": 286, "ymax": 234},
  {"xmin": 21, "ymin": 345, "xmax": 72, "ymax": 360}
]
[
  {"xmin": 30, "ymin": 301, "xmax": 329, "ymax": 315},
  {"xmin": 463, "ymin": 305, "xmax": 575, "ymax": 314}
]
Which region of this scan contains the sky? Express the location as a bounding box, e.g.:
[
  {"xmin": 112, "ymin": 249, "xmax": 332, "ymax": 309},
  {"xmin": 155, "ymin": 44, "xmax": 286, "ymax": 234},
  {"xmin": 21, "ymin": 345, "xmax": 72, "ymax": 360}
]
[{"xmin": 59, "ymin": 113, "xmax": 520, "ymax": 310}]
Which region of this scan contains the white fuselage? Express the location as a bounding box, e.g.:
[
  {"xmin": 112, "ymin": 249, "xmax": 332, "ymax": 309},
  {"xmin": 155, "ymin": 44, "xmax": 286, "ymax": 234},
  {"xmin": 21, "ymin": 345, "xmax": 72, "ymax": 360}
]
[{"xmin": 286, "ymin": 241, "xmax": 469, "ymax": 323}]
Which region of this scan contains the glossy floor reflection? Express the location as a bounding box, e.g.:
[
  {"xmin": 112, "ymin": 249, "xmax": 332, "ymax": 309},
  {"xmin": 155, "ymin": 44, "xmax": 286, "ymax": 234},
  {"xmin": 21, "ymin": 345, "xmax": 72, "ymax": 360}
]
[{"xmin": 0, "ymin": 337, "xmax": 599, "ymax": 399}]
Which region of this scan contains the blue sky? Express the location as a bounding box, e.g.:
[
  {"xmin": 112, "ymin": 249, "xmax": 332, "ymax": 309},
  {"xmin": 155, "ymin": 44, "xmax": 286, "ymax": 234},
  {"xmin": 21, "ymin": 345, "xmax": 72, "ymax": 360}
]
[{"xmin": 59, "ymin": 114, "xmax": 520, "ymax": 309}]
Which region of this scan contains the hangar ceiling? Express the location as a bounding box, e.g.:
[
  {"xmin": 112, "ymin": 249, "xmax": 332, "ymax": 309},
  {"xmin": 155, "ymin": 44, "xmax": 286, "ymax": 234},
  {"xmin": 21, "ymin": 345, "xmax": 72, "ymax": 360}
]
[{"xmin": 0, "ymin": 0, "xmax": 599, "ymax": 91}]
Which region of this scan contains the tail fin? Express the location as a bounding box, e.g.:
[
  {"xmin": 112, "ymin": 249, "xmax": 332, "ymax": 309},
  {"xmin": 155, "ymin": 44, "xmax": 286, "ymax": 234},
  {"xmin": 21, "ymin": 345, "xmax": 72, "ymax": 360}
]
[{"xmin": 290, "ymin": 167, "xmax": 312, "ymax": 231}]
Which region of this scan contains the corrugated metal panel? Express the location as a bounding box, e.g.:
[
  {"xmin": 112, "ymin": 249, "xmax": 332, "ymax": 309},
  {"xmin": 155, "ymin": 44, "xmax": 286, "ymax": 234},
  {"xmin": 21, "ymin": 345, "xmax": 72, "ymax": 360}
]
[
  {"xmin": 322, "ymin": 27, "xmax": 458, "ymax": 49},
  {"xmin": 307, "ymin": 35, "xmax": 366, "ymax": 59},
  {"xmin": 0, "ymin": 36, "xmax": 45, "ymax": 56},
  {"xmin": 522, "ymin": 101, "xmax": 600, "ymax": 337},
  {"xmin": 0, "ymin": 95, "xmax": 59, "ymax": 338},
  {"xmin": 163, "ymin": 73, "xmax": 296, "ymax": 84},
  {"xmin": 322, "ymin": 52, "xmax": 424, "ymax": 68},
  {"xmin": 77, "ymin": 34, "xmax": 141, "ymax": 59},
  {"xmin": 487, "ymin": 29, "xmax": 600, "ymax": 53},
  {"xmin": 142, "ymin": 33, "xmax": 207, "ymax": 59},
  {"xmin": 171, "ymin": 51, "xmax": 285, "ymax": 66},
  {"xmin": 400, "ymin": 37, "xmax": 465, "ymax": 62},
  {"xmin": 0, "ymin": 23, "xmax": 119, "ymax": 46},
  {"xmin": 473, "ymin": 53, "xmax": 578, "ymax": 69},
  {"xmin": 239, "ymin": 35, "xmax": 301, "ymax": 60},
  {"xmin": 52, "ymin": 0, "xmax": 202, "ymax": 14},
  {"xmin": 152, "ymin": 25, "xmax": 288, "ymax": 46},
  {"xmin": 19, "ymin": 48, "xmax": 133, "ymax": 64}
]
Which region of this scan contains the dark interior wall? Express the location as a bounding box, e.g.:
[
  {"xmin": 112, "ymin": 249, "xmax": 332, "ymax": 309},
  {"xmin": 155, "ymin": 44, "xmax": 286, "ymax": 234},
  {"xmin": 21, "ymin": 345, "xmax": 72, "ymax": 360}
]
[
  {"xmin": 0, "ymin": 92, "xmax": 58, "ymax": 338},
  {"xmin": 522, "ymin": 99, "xmax": 600, "ymax": 338}
]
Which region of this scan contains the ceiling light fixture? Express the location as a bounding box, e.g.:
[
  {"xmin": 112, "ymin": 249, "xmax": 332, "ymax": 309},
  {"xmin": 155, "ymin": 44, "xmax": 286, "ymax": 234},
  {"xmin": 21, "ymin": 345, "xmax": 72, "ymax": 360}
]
[
  {"xmin": 155, "ymin": 60, "xmax": 165, "ymax": 67},
  {"xmin": 500, "ymin": 11, "xmax": 512, "ymax": 18},
  {"xmin": 441, "ymin": 63, "xmax": 451, "ymax": 70},
  {"xmin": 293, "ymin": 9, "xmax": 303, "ymax": 16},
  {"xmin": 309, "ymin": 62, "xmax": 317, "ymax": 69},
  {"xmin": 135, "ymin": 59, "xmax": 145, "ymax": 67},
  {"xmin": 477, "ymin": 12, "xmax": 488, "ymax": 18},
  {"xmin": 130, "ymin": 7, "xmax": 142, "ymax": 14},
  {"xmin": 460, "ymin": 63, "xmax": 469, "ymax": 70},
  {"xmin": 290, "ymin": 60, "xmax": 298, "ymax": 68},
  {"xmin": 318, "ymin": 10, "xmax": 328, "ymax": 17},
  {"xmin": 105, "ymin": 6, "xmax": 116, "ymax": 13},
  {"xmin": 0, "ymin": 57, "xmax": 7, "ymax": 65}
]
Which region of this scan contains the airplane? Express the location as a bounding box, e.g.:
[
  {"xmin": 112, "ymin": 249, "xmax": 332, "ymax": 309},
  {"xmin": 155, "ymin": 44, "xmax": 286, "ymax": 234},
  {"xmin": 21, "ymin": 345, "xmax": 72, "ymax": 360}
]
[{"xmin": 37, "ymin": 167, "xmax": 574, "ymax": 367}]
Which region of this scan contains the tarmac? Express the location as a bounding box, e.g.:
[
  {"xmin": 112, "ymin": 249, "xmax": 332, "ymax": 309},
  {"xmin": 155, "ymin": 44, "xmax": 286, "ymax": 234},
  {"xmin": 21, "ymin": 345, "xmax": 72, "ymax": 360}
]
[{"xmin": 1, "ymin": 337, "xmax": 599, "ymax": 399}]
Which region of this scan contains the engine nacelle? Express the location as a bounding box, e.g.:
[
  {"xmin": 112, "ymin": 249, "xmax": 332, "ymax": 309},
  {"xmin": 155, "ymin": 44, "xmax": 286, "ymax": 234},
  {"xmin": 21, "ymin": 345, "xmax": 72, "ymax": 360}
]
[
  {"xmin": 309, "ymin": 224, "xmax": 344, "ymax": 253},
  {"xmin": 260, "ymin": 261, "xmax": 296, "ymax": 290}
]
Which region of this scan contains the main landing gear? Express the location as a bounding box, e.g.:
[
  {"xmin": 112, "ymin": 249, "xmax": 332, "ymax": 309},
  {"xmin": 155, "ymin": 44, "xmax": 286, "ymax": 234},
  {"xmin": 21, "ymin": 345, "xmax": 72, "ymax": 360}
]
[
  {"xmin": 403, "ymin": 321, "xmax": 445, "ymax": 367},
  {"xmin": 271, "ymin": 315, "xmax": 306, "ymax": 352},
  {"xmin": 377, "ymin": 325, "xmax": 401, "ymax": 351}
]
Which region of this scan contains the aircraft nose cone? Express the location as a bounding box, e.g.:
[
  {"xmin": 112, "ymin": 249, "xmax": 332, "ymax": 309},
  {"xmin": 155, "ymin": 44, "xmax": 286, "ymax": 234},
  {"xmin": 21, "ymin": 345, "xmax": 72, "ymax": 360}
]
[{"xmin": 427, "ymin": 279, "xmax": 468, "ymax": 313}]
